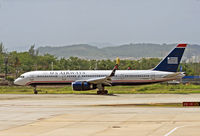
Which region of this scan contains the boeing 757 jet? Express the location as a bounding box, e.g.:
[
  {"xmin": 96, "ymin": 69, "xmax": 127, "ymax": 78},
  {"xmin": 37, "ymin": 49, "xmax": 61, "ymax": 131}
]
[{"xmin": 14, "ymin": 44, "xmax": 187, "ymax": 94}]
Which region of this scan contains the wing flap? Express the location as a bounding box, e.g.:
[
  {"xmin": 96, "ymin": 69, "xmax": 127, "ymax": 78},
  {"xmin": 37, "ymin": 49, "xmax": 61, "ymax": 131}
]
[{"xmin": 87, "ymin": 77, "xmax": 112, "ymax": 85}]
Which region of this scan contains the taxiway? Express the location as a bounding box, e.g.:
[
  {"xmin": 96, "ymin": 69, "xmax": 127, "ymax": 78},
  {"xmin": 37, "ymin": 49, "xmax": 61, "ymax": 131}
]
[{"xmin": 0, "ymin": 94, "xmax": 200, "ymax": 136}]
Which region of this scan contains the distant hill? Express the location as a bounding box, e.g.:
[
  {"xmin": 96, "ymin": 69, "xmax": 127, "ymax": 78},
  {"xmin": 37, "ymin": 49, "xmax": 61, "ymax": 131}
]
[{"xmin": 38, "ymin": 43, "xmax": 200, "ymax": 60}]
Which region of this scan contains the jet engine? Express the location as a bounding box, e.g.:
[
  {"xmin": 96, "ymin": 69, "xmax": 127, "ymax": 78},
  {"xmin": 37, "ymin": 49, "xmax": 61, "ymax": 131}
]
[{"xmin": 72, "ymin": 81, "xmax": 97, "ymax": 91}]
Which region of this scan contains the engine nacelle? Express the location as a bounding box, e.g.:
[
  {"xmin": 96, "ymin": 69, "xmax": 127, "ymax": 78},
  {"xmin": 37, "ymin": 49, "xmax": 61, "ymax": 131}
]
[{"xmin": 72, "ymin": 81, "xmax": 97, "ymax": 91}]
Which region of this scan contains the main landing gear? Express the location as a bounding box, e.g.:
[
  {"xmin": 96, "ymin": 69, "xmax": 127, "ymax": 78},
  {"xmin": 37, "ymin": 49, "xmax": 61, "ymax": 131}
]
[
  {"xmin": 97, "ymin": 90, "xmax": 108, "ymax": 95},
  {"xmin": 97, "ymin": 84, "xmax": 108, "ymax": 95}
]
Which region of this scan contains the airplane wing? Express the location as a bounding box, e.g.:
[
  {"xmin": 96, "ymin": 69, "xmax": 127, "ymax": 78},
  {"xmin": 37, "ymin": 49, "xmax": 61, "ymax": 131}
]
[
  {"xmin": 77, "ymin": 57, "xmax": 120, "ymax": 86},
  {"xmin": 87, "ymin": 77, "xmax": 112, "ymax": 86}
]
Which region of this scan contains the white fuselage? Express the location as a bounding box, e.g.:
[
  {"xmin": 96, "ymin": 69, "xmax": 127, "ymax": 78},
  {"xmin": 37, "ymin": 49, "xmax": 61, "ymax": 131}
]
[{"xmin": 14, "ymin": 70, "xmax": 183, "ymax": 86}]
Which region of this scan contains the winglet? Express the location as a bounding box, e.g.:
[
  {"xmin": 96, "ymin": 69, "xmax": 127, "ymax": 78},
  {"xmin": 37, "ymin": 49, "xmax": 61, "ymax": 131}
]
[
  {"xmin": 109, "ymin": 57, "xmax": 120, "ymax": 77},
  {"xmin": 116, "ymin": 57, "xmax": 120, "ymax": 65}
]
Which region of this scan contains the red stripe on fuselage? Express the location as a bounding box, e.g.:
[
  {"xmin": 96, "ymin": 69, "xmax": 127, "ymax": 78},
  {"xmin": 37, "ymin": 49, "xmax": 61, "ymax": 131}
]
[{"xmin": 26, "ymin": 78, "xmax": 176, "ymax": 86}]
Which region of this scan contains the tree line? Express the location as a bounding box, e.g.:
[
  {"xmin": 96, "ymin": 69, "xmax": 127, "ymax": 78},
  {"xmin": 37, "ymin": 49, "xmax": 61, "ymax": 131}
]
[{"xmin": 0, "ymin": 43, "xmax": 199, "ymax": 80}]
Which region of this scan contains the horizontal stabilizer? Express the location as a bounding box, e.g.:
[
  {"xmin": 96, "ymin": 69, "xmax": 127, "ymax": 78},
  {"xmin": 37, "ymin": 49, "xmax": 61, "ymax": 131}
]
[{"xmin": 163, "ymin": 72, "xmax": 185, "ymax": 78}]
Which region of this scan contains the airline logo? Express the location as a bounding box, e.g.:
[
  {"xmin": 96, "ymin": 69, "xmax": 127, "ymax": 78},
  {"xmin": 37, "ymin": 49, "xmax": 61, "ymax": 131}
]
[{"xmin": 167, "ymin": 57, "xmax": 178, "ymax": 64}]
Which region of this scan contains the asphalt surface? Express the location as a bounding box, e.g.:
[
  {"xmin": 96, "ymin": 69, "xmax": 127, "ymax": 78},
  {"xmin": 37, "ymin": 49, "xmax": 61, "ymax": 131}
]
[{"xmin": 0, "ymin": 94, "xmax": 200, "ymax": 136}]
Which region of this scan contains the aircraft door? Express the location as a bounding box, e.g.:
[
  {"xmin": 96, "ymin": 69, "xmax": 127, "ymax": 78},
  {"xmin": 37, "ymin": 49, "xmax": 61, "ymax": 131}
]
[
  {"xmin": 62, "ymin": 75, "xmax": 67, "ymax": 81},
  {"xmin": 150, "ymin": 73, "xmax": 155, "ymax": 80},
  {"xmin": 29, "ymin": 75, "xmax": 34, "ymax": 81}
]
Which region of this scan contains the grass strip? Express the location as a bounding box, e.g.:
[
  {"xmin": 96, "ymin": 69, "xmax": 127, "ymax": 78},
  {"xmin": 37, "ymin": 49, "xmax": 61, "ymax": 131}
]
[{"xmin": 1, "ymin": 84, "xmax": 200, "ymax": 94}]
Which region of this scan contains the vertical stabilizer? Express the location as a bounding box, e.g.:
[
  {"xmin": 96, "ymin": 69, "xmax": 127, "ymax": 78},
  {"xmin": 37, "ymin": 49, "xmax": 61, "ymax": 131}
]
[{"xmin": 153, "ymin": 44, "xmax": 187, "ymax": 72}]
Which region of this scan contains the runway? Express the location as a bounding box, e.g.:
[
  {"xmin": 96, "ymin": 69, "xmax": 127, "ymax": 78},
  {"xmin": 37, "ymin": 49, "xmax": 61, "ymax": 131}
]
[{"xmin": 0, "ymin": 94, "xmax": 200, "ymax": 136}]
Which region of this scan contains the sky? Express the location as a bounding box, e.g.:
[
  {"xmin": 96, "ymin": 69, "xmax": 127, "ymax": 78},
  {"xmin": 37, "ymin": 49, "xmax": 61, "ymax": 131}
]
[{"xmin": 0, "ymin": 0, "xmax": 200, "ymax": 51}]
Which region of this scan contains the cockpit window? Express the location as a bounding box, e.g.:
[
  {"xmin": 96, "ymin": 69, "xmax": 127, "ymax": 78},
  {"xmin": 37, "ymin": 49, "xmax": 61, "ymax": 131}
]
[{"xmin": 20, "ymin": 76, "xmax": 25, "ymax": 78}]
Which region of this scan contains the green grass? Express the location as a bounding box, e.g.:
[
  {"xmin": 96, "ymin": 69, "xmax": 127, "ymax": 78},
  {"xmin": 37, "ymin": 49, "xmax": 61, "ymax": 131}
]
[
  {"xmin": 108, "ymin": 84, "xmax": 200, "ymax": 94},
  {"xmin": 1, "ymin": 84, "xmax": 200, "ymax": 94}
]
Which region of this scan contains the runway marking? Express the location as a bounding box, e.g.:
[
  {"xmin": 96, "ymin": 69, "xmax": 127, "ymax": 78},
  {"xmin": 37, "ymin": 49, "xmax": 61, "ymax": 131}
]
[{"xmin": 164, "ymin": 125, "xmax": 191, "ymax": 136}]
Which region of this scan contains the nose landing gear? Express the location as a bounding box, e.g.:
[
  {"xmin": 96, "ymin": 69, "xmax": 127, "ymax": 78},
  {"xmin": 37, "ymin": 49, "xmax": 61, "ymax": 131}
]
[{"xmin": 33, "ymin": 86, "xmax": 38, "ymax": 94}]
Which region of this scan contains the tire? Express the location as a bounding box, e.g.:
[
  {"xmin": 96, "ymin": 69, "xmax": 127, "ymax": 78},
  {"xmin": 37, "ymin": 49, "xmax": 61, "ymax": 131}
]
[
  {"xmin": 104, "ymin": 90, "xmax": 108, "ymax": 94},
  {"xmin": 97, "ymin": 91, "xmax": 101, "ymax": 95},
  {"xmin": 34, "ymin": 90, "xmax": 38, "ymax": 94}
]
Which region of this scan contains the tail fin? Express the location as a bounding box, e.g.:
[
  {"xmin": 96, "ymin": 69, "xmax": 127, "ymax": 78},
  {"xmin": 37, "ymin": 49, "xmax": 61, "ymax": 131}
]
[{"xmin": 153, "ymin": 44, "xmax": 187, "ymax": 72}]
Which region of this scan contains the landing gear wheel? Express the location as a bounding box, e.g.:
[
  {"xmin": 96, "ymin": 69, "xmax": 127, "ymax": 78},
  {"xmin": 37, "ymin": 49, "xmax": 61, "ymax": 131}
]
[
  {"xmin": 104, "ymin": 90, "xmax": 108, "ymax": 95},
  {"xmin": 33, "ymin": 86, "xmax": 38, "ymax": 94},
  {"xmin": 97, "ymin": 90, "xmax": 108, "ymax": 95},
  {"xmin": 34, "ymin": 90, "xmax": 38, "ymax": 94},
  {"xmin": 96, "ymin": 84, "xmax": 108, "ymax": 95},
  {"xmin": 97, "ymin": 91, "xmax": 101, "ymax": 95}
]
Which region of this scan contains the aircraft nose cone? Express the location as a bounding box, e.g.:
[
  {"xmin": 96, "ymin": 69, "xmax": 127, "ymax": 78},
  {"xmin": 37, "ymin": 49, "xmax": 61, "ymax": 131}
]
[
  {"xmin": 14, "ymin": 78, "xmax": 23, "ymax": 85},
  {"xmin": 14, "ymin": 79, "xmax": 19, "ymax": 85}
]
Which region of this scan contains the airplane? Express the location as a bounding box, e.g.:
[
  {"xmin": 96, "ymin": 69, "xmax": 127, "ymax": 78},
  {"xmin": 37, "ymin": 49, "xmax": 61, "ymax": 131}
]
[{"xmin": 14, "ymin": 43, "xmax": 187, "ymax": 95}]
